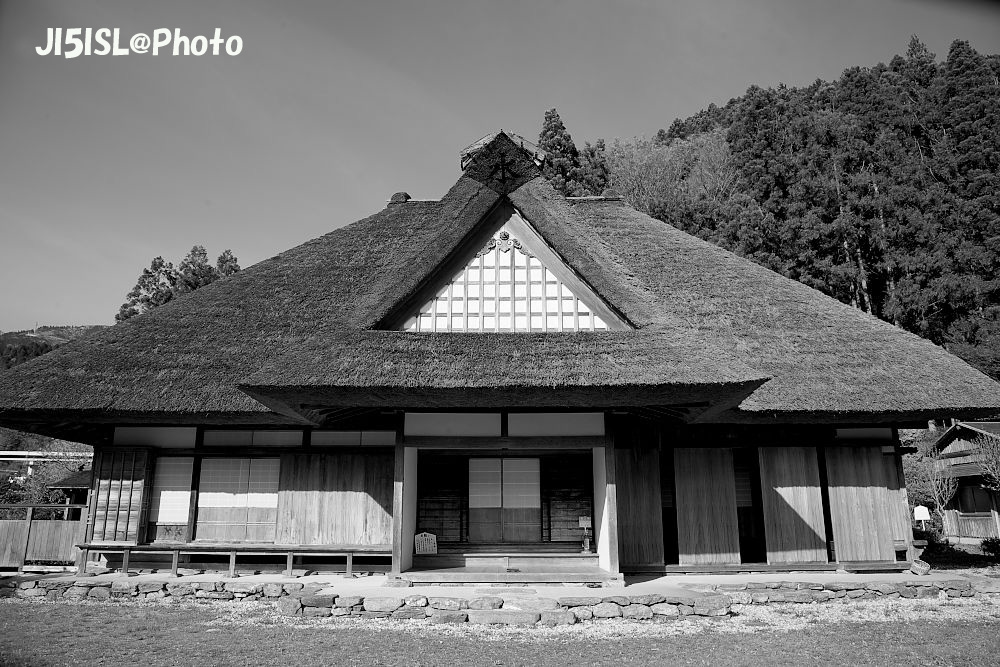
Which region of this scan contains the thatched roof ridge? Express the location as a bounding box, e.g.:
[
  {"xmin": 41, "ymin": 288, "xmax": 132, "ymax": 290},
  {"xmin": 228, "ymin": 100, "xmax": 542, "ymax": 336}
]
[{"xmin": 0, "ymin": 132, "xmax": 998, "ymax": 425}]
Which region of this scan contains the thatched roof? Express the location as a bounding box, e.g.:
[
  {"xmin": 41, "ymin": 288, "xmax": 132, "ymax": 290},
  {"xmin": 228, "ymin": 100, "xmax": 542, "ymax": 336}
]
[
  {"xmin": 48, "ymin": 469, "xmax": 92, "ymax": 490},
  {"xmin": 935, "ymin": 421, "xmax": 1000, "ymax": 450},
  {"xmin": 1, "ymin": 132, "xmax": 998, "ymax": 429}
]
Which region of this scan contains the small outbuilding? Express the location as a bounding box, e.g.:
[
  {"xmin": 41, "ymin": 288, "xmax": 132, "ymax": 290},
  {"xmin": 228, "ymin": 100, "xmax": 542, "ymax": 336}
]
[
  {"xmin": 1, "ymin": 131, "xmax": 999, "ymax": 581},
  {"xmin": 934, "ymin": 422, "xmax": 1000, "ymax": 542}
]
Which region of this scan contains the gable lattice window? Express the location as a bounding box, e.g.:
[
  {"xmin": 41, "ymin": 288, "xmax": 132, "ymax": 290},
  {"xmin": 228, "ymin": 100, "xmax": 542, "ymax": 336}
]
[{"xmin": 402, "ymin": 219, "xmax": 611, "ymax": 332}]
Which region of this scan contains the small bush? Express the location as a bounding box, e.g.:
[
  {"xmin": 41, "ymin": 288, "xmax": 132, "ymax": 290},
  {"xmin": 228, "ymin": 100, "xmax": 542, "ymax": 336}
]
[
  {"xmin": 981, "ymin": 537, "xmax": 1000, "ymax": 560},
  {"xmin": 913, "ymin": 528, "xmax": 944, "ymax": 547}
]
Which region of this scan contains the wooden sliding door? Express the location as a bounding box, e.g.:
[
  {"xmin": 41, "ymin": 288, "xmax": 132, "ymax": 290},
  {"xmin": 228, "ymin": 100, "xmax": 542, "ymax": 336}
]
[
  {"xmin": 275, "ymin": 452, "xmax": 393, "ymax": 546},
  {"xmin": 615, "ymin": 446, "xmax": 664, "ymax": 567},
  {"xmin": 89, "ymin": 449, "xmax": 151, "ymax": 544},
  {"xmin": 825, "ymin": 446, "xmax": 896, "ymax": 562},
  {"xmin": 468, "ymin": 458, "xmax": 541, "ymax": 543},
  {"xmin": 758, "ymin": 447, "xmax": 827, "ymax": 564},
  {"xmin": 674, "ymin": 448, "xmax": 741, "ymax": 564}
]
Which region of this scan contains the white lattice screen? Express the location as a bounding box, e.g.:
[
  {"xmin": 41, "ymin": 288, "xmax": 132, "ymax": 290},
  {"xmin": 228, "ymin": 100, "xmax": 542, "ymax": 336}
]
[
  {"xmin": 149, "ymin": 457, "xmax": 193, "ymax": 524},
  {"xmin": 401, "ymin": 222, "xmax": 609, "ymax": 332},
  {"xmin": 196, "ymin": 458, "xmax": 280, "ymax": 542}
]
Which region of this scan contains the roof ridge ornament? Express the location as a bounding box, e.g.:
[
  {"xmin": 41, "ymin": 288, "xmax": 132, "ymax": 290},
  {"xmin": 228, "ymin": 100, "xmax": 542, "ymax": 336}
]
[
  {"xmin": 474, "ymin": 229, "xmax": 534, "ymax": 259},
  {"xmin": 460, "ymin": 131, "xmax": 543, "ymax": 195}
]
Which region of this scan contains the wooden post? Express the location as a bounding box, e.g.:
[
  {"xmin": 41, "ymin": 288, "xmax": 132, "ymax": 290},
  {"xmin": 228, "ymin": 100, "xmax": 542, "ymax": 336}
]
[
  {"xmin": 18, "ymin": 506, "xmax": 33, "ymax": 573},
  {"xmin": 390, "ymin": 441, "xmax": 417, "ymax": 576},
  {"xmin": 285, "ymin": 552, "xmax": 294, "ymax": 577},
  {"xmin": 991, "ymin": 492, "xmax": 1000, "ymax": 541},
  {"xmin": 75, "ymin": 489, "xmax": 92, "ymax": 574},
  {"xmin": 391, "ymin": 441, "xmax": 405, "ymax": 576},
  {"xmin": 185, "ymin": 432, "xmax": 204, "ymax": 542},
  {"xmin": 603, "ymin": 440, "xmax": 621, "ymax": 576},
  {"xmin": 84, "ymin": 452, "xmax": 101, "ymax": 543},
  {"xmin": 170, "ymin": 550, "xmax": 180, "ymax": 577},
  {"xmin": 346, "ymin": 552, "xmax": 353, "ymax": 577},
  {"xmin": 121, "ymin": 547, "xmax": 131, "ymax": 574},
  {"xmin": 228, "ymin": 551, "xmax": 236, "ymax": 577}
]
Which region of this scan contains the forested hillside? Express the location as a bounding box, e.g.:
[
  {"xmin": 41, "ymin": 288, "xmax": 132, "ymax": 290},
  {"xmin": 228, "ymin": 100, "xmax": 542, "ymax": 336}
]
[
  {"xmin": 0, "ymin": 326, "xmax": 105, "ymax": 370},
  {"xmin": 539, "ymin": 38, "xmax": 1000, "ymax": 381}
]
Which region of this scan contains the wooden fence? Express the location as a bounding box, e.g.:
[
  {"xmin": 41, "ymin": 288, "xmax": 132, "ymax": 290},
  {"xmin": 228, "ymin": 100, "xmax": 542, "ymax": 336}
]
[
  {"xmin": 0, "ymin": 504, "xmax": 89, "ymax": 571},
  {"xmin": 943, "ymin": 509, "xmax": 999, "ymax": 540}
]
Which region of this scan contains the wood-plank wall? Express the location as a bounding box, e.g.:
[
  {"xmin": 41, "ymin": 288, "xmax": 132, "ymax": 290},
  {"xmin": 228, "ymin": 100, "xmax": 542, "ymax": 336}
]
[
  {"xmin": 615, "ymin": 446, "xmax": 664, "ymax": 567},
  {"xmin": 275, "ymin": 452, "xmax": 393, "ymax": 546},
  {"xmin": 26, "ymin": 518, "xmax": 87, "ymax": 561},
  {"xmin": 944, "ymin": 509, "xmax": 1000, "ymax": 539},
  {"xmin": 674, "ymin": 447, "xmax": 741, "ymax": 565},
  {"xmin": 0, "ymin": 521, "xmax": 28, "ymax": 567},
  {"xmin": 758, "ymin": 447, "xmax": 827, "ymax": 564},
  {"xmin": 824, "ymin": 445, "xmax": 896, "ymax": 561},
  {"xmin": 89, "ymin": 449, "xmax": 150, "ymax": 544}
]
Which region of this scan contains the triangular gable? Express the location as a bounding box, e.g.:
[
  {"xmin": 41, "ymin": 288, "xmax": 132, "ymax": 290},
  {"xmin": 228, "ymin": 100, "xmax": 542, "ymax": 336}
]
[{"xmin": 395, "ymin": 205, "xmax": 629, "ymax": 332}]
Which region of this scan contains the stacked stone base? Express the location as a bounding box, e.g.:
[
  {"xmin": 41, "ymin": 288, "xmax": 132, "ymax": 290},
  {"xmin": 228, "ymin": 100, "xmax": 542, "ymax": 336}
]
[
  {"xmin": 706, "ymin": 579, "xmax": 976, "ymax": 604},
  {"xmin": 1, "ymin": 578, "xmax": 978, "ymax": 626}
]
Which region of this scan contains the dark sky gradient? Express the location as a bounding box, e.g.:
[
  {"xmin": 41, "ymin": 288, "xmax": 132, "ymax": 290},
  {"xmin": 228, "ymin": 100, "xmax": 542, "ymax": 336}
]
[{"xmin": 1, "ymin": 0, "xmax": 999, "ymax": 330}]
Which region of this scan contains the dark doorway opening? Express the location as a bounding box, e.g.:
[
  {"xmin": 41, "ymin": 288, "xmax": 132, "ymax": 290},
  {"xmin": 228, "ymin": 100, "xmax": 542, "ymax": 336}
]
[{"xmin": 733, "ymin": 447, "xmax": 767, "ymax": 563}]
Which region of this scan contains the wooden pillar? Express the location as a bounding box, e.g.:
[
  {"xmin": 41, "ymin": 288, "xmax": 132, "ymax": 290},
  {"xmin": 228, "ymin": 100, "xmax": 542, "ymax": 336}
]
[
  {"xmin": 84, "ymin": 451, "xmax": 101, "ymax": 543},
  {"xmin": 391, "ymin": 442, "xmax": 418, "ymax": 576},
  {"xmin": 17, "ymin": 506, "xmax": 33, "ymax": 573},
  {"xmin": 592, "ymin": 442, "xmax": 620, "ymax": 577},
  {"xmin": 185, "ymin": 429, "xmax": 204, "ymax": 543}
]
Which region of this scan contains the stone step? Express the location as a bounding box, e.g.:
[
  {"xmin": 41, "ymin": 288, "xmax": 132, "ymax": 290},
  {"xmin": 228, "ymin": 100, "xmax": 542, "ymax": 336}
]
[{"xmin": 466, "ymin": 609, "xmax": 541, "ymax": 625}]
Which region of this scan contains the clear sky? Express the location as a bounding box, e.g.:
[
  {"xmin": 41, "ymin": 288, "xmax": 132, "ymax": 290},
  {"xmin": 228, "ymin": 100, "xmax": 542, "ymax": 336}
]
[{"xmin": 1, "ymin": 0, "xmax": 998, "ymax": 331}]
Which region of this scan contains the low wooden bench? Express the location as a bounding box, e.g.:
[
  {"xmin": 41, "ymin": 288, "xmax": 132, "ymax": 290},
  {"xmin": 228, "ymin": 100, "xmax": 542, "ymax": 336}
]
[{"xmin": 76, "ymin": 543, "xmax": 391, "ymax": 577}]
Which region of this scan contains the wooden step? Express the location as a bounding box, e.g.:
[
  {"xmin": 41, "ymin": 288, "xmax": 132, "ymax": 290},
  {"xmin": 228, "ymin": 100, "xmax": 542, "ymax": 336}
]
[
  {"xmin": 404, "ymin": 570, "xmax": 617, "ymax": 584},
  {"xmin": 436, "ymin": 542, "xmax": 588, "ymax": 554},
  {"xmin": 413, "ymin": 554, "xmax": 599, "ymax": 569}
]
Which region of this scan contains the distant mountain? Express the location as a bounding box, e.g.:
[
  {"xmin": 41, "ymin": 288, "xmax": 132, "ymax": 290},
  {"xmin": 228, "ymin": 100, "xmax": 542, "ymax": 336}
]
[
  {"xmin": 0, "ymin": 325, "xmax": 106, "ymax": 348},
  {"xmin": 0, "ymin": 325, "xmax": 106, "ymax": 371}
]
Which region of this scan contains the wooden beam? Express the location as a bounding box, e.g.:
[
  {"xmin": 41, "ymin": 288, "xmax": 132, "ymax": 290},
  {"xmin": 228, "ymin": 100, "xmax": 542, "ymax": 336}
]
[{"xmin": 403, "ymin": 436, "xmax": 605, "ymax": 449}]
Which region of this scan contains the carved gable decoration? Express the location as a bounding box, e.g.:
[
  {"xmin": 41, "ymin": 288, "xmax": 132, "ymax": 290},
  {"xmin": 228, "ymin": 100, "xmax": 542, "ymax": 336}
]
[
  {"xmin": 398, "ymin": 208, "xmax": 625, "ymax": 332},
  {"xmin": 461, "ymin": 132, "xmax": 542, "ymax": 195}
]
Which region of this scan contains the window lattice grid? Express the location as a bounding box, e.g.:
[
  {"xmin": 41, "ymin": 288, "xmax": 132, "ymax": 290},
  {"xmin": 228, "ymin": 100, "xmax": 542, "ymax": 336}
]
[
  {"xmin": 149, "ymin": 457, "xmax": 193, "ymax": 524},
  {"xmin": 403, "ymin": 226, "xmax": 609, "ymax": 332}
]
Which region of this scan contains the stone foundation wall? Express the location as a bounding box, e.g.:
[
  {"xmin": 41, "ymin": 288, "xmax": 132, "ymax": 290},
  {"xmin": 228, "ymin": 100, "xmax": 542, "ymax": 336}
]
[{"xmin": 0, "ymin": 578, "xmax": 977, "ymax": 626}]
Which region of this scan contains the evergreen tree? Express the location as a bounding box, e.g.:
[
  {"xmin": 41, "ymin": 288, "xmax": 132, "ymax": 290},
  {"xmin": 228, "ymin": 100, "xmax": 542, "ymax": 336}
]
[
  {"xmin": 538, "ymin": 109, "xmax": 584, "ymax": 196},
  {"xmin": 576, "ymin": 139, "xmax": 609, "ymax": 196},
  {"xmin": 595, "ymin": 37, "xmax": 1000, "ymax": 380},
  {"xmin": 175, "ymin": 246, "xmax": 218, "ymax": 295},
  {"xmin": 116, "ymin": 246, "xmax": 241, "ymax": 321},
  {"xmin": 116, "ymin": 256, "xmax": 178, "ymax": 322},
  {"xmin": 216, "ymin": 249, "xmax": 241, "ymax": 277}
]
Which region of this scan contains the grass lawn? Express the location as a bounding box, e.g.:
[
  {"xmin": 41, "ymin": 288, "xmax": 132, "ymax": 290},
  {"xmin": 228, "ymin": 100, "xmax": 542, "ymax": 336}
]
[{"xmin": 1, "ymin": 597, "xmax": 999, "ymax": 666}]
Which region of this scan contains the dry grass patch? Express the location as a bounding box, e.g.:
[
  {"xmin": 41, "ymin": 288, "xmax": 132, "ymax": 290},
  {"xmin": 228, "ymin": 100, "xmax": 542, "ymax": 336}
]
[{"xmin": 2, "ymin": 596, "xmax": 999, "ymax": 666}]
